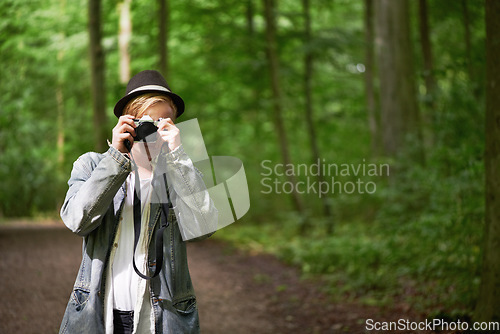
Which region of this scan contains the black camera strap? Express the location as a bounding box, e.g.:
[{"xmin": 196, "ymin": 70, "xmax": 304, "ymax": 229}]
[{"xmin": 128, "ymin": 147, "xmax": 171, "ymax": 280}]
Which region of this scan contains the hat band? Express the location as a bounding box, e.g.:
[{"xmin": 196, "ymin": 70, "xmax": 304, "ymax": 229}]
[{"xmin": 128, "ymin": 84, "xmax": 171, "ymax": 95}]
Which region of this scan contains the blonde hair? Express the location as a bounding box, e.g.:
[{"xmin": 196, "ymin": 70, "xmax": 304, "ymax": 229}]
[{"xmin": 123, "ymin": 93, "xmax": 177, "ymax": 119}]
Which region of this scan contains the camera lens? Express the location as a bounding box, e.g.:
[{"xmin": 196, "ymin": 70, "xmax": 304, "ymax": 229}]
[{"xmin": 135, "ymin": 122, "xmax": 158, "ymax": 142}]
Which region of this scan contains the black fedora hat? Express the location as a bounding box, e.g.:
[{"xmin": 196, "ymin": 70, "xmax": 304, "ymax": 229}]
[{"xmin": 114, "ymin": 70, "xmax": 185, "ymax": 118}]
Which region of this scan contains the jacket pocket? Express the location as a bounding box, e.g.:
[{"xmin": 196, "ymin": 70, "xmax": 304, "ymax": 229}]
[
  {"xmin": 71, "ymin": 287, "xmax": 90, "ymax": 310},
  {"xmin": 172, "ymin": 296, "xmax": 197, "ymax": 315}
]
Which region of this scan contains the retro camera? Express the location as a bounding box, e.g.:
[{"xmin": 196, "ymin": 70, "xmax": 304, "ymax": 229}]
[{"xmin": 125, "ymin": 115, "xmax": 165, "ymax": 151}]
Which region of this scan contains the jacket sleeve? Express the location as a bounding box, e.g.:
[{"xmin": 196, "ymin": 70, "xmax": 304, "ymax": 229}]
[
  {"xmin": 60, "ymin": 146, "xmax": 131, "ymax": 237},
  {"xmin": 157, "ymin": 145, "xmax": 218, "ymax": 241}
]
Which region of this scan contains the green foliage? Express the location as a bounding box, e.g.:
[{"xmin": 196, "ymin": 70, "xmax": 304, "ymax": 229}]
[
  {"xmin": 215, "ymin": 0, "xmax": 486, "ymax": 316},
  {"xmin": 218, "ymin": 174, "xmax": 483, "ymax": 316},
  {"xmin": 0, "ymin": 0, "xmax": 488, "ymax": 321}
]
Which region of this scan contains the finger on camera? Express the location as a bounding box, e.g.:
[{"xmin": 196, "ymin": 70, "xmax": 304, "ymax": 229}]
[
  {"xmin": 119, "ymin": 131, "xmax": 134, "ymax": 142},
  {"xmin": 119, "ymin": 123, "xmax": 136, "ymax": 136},
  {"xmin": 120, "ymin": 134, "xmax": 134, "ymax": 150},
  {"xmin": 119, "ymin": 115, "xmax": 136, "ymax": 127},
  {"xmin": 157, "ymin": 119, "xmax": 170, "ymax": 131},
  {"xmin": 119, "ymin": 114, "xmax": 135, "ymax": 121}
]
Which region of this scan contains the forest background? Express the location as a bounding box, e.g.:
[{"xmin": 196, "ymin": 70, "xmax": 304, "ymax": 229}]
[{"xmin": 2, "ymin": 0, "xmax": 500, "ymax": 323}]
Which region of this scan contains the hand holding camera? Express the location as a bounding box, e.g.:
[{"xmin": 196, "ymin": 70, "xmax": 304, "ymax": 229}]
[
  {"xmin": 112, "ymin": 115, "xmax": 180, "ymax": 153},
  {"xmin": 112, "ymin": 115, "xmax": 137, "ymax": 153},
  {"xmin": 156, "ymin": 117, "xmax": 181, "ymax": 152}
]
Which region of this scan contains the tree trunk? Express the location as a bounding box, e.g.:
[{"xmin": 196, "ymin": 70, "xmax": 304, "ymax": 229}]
[
  {"xmin": 364, "ymin": 0, "xmax": 379, "ymax": 155},
  {"xmin": 55, "ymin": 0, "xmax": 67, "ymax": 214},
  {"xmin": 158, "ymin": 0, "xmax": 169, "ymax": 79},
  {"xmin": 418, "ymin": 0, "xmax": 436, "ymax": 106},
  {"xmin": 462, "ymin": 0, "xmax": 480, "ymax": 99},
  {"xmin": 118, "ymin": 0, "xmax": 132, "ymax": 84},
  {"xmin": 462, "ymin": 0, "xmax": 474, "ymax": 83},
  {"xmin": 302, "ymin": 0, "xmax": 331, "ymax": 227},
  {"xmin": 57, "ymin": 0, "xmax": 66, "ymax": 169},
  {"xmin": 88, "ymin": 0, "xmax": 107, "ymax": 152},
  {"xmin": 375, "ymin": 0, "xmax": 422, "ymax": 160},
  {"xmin": 262, "ymin": 0, "xmax": 305, "ymax": 216},
  {"xmin": 56, "ymin": 81, "xmax": 65, "ymax": 167},
  {"xmin": 418, "ymin": 0, "xmax": 436, "ymax": 147},
  {"xmin": 246, "ymin": 0, "xmax": 261, "ymax": 127},
  {"xmin": 475, "ymin": 0, "xmax": 500, "ymax": 322},
  {"xmin": 246, "ymin": 0, "xmax": 255, "ymax": 36}
]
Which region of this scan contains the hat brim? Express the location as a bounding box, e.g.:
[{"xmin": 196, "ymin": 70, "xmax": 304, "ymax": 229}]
[{"xmin": 113, "ymin": 89, "xmax": 185, "ymax": 119}]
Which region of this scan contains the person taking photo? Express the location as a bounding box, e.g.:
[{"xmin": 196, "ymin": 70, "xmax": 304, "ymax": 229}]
[{"xmin": 59, "ymin": 70, "xmax": 217, "ymax": 334}]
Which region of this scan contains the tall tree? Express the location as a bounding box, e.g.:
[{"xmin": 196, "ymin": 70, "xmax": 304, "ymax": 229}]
[
  {"xmin": 418, "ymin": 0, "xmax": 436, "ymax": 111},
  {"xmin": 158, "ymin": 0, "xmax": 170, "ymax": 79},
  {"xmin": 475, "ymin": 0, "xmax": 500, "ymax": 322},
  {"xmin": 245, "ymin": 0, "xmax": 262, "ymax": 131},
  {"xmin": 375, "ymin": 0, "xmax": 422, "ymax": 160},
  {"xmin": 263, "ymin": 0, "xmax": 305, "ymax": 216},
  {"xmin": 418, "ymin": 0, "xmax": 436, "ymax": 147},
  {"xmin": 246, "ymin": 0, "xmax": 255, "ymax": 36},
  {"xmin": 57, "ymin": 0, "xmax": 67, "ymax": 170},
  {"xmin": 364, "ymin": 0, "xmax": 379, "ymax": 155},
  {"xmin": 118, "ymin": 0, "xmax": 132, "ymax": 84},
  {"xmin": 56, "ymin": 0, "xmax": 67, "ymax": 211},
  {"xmin": 461, "ymin": 0, "xmax": 481, "ymax": 99},
  {"xmin": 88, "ymin": 0, "xmax": 107, "ymax": 151},
  {"xmin": 302, "ymin": 0, "xmax": 331, "ymax": 226},
  {"xmin": 462, "ymin": 0, "xmax": 474, "ymax": 84}
]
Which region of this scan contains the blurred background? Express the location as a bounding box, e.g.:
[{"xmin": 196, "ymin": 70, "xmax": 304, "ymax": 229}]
[{"xmin": 1, "ymin": 0, "xmax": 497, "ymax": 324}]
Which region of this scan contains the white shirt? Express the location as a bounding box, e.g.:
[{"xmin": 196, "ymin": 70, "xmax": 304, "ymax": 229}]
[
  {"xmin": 105, "ymin": 172, "xmax": 155, "ymax": 333},
  {"xmin": 112, "ymin": 173, "xmax": 152, "ymax": 310}
]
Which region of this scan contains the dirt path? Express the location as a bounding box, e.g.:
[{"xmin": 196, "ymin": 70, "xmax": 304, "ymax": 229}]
[{"xmin": 0, "ymin": 224, "xmax": 394, "ymax": 334}]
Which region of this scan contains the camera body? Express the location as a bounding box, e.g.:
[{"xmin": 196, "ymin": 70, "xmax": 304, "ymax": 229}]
[
  {"xmin": 133, "ymin": 117, "xmax": 164, "ymax": 142},
  {"xmin": 125, "ymin": 115, "xmax": 165, "ymax": 151}
]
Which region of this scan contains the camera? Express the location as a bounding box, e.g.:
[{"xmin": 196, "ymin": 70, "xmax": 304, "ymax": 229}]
[{"xmin": 125, "ymin": 115, "xmax": 165, "ymax": 151}]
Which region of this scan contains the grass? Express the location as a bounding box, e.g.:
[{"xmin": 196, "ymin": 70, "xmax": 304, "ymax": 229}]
[{"xmin": 215, "ymin": 201, "xmax": 483, "ymax": 320}]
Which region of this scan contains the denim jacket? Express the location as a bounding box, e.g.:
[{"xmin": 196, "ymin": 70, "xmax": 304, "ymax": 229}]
[{"xmin": 59, "ymin": 145, "xmax": 217, "ymax": 334}]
